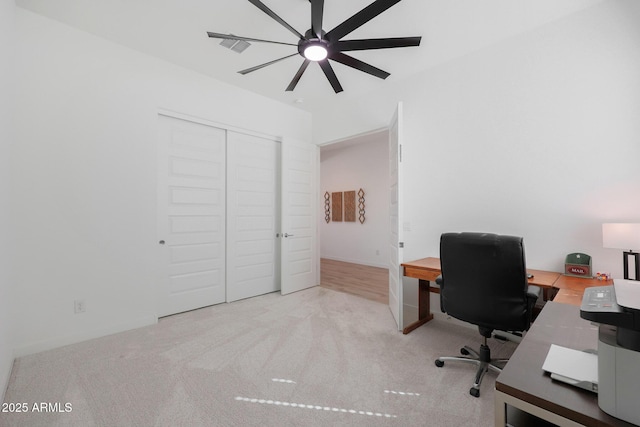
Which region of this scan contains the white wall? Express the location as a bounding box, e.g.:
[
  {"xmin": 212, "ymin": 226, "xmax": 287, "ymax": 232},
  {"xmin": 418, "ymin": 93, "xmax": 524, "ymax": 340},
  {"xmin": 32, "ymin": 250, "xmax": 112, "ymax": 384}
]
[
  {"xmin": 7, "ymin": 0, "xmax": 640, "ymax": 361},
  {"xmin": 320, "ymin": 133, "xmax": 389, "ymax": 268},
  {"xmin": 313, "ymin": 0, "xmax": 640, "ymax": 278},
  {"xmin": 12, "ymin": 8, "xmax": 312, "ymax": 356},
  {"xmin": 0, "ymin": 0, "xmax": 16, "ymax": 400}
]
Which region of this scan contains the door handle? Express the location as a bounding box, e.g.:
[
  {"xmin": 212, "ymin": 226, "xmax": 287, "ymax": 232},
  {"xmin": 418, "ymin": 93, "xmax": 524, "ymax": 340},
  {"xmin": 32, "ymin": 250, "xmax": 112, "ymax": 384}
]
[
  {"xmin": 159, "ymin": 240, "xmax": 165, "ymax": 245},
  {"xmin": 284, "ymin": 233, "xmax": 294, "ymax": 238}
]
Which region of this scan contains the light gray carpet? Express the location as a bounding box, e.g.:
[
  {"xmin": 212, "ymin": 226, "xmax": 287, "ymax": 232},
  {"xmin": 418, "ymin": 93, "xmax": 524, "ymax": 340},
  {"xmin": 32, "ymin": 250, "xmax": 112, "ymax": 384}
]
[{"xmin": 0, "ymin": 287, "xmax": 516, "ymax": 427}]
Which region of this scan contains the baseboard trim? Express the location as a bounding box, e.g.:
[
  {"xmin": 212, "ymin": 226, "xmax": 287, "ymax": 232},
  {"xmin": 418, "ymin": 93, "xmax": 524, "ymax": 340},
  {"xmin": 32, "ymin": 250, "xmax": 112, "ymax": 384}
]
[
  {"xmin": 320, "ymin": 256, "xmax": 387, "ymax": 269},
  {"xmin": 13, "ymin": 315, "xmax": 158, "ymax": 358},
  {"xmin": 0, "ymin": 354, "xmax": 14, "ymax": 404}
]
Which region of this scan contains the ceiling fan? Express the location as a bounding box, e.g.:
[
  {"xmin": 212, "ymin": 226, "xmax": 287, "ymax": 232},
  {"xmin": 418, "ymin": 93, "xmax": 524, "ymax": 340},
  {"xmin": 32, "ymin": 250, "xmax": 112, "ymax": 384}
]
[{"xmin": 207, "ymin": 0, "xmax": 421, "ymax": 93}]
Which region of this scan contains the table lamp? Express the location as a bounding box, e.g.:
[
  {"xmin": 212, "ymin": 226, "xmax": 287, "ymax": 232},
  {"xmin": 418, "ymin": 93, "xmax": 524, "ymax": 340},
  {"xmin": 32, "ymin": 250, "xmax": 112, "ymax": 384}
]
[{"xmin": 602, "ymin": 223, "xmax": 640, "ymax": 281}]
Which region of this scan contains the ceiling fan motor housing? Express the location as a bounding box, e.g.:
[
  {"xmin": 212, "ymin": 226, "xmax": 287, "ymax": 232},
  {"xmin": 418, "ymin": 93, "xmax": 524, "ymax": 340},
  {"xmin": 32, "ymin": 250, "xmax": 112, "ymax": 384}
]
[{"xmin": 299, "ymin": 29, "xmax": 330, "ymax": 60}]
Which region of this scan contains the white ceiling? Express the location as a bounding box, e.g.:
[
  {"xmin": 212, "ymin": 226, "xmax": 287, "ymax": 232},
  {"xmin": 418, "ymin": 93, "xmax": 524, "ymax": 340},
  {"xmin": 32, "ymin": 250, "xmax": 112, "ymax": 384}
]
[{"xmin": 16, "ymin": 0, "xmax": 605, "ymax": 116}]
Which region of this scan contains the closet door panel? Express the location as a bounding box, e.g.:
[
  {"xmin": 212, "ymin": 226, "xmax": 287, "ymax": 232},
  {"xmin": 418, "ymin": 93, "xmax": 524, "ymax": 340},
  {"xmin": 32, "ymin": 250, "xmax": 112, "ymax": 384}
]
[
  {"xmin": 157, "ymin": 115, "xmax": 226, "ymax": 317},
  {"xmin": 227, "ymin": 131, "xmax": 281, "ymax": 302}
]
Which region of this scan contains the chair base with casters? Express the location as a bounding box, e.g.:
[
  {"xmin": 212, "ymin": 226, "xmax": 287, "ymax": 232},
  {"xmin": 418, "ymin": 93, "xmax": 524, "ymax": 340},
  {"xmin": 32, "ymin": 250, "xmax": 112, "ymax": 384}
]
[{"xmin": 435, "ymin": 334, "xmax": 508, "ymax": 397}]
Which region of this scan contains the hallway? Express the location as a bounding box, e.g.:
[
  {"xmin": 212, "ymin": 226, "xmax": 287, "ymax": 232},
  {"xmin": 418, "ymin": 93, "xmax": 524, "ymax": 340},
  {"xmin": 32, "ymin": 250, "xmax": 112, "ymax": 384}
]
[{"xmin": 319, "ymin": 258, "xmax": 388, "ymax": 304}]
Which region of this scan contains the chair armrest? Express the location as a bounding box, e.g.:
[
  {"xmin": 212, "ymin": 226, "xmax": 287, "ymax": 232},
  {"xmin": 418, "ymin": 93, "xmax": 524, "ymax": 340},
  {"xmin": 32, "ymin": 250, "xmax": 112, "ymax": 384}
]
[
  {"xmin": 525, "ymin": 285, "xmax": 542, "ymax": 327},
  {"xmin": 526, "ymin": 285, "xmax": 541, "ymax": 303}
]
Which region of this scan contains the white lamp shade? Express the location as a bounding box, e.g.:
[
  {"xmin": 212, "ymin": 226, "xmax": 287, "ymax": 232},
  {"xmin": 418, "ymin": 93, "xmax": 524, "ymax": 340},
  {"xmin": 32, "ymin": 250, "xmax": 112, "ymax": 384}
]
[{"xmin": 602, "ymin": 223, "xmax": 640, "ymax": 251}]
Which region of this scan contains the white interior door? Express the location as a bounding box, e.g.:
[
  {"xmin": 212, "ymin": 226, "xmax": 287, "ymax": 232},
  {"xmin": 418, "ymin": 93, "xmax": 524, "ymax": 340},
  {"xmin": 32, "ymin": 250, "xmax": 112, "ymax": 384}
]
[
  {"xmin": 388, "ymin": 102, "xmax": 404, "ymax": 330},
  {"xmin": 280, "ymin": 138, "xmax": 318, "ymax": 295},
  {"xmin": 157, "ymin": 115, "xmax": 226, "ymax": 317},
  {"xmin": 227, "ymin": 131, "xmax": 281, "ymax": 302}
]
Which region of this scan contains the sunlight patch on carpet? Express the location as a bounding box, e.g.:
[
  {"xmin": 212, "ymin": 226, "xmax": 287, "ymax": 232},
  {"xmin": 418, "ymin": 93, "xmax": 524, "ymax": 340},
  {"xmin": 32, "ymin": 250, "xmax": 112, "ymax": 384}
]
[
  {"xmin": 234, "ymin": 396, "xmax": 397, "ymax": 418},
  {"xmin": 271, "ymin": 378, "xmax": 296, "ymax": 384},
  {"xmin": 384, "ymin": 389, "xmax": 421, "ymax": 397}
]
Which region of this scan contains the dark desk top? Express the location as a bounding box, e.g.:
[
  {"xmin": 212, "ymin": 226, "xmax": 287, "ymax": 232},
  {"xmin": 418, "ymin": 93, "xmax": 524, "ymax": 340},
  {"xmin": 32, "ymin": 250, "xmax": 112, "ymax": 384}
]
[{"xmin": 496, "ymin": 302, "xmax": 634, "ymax": 427}]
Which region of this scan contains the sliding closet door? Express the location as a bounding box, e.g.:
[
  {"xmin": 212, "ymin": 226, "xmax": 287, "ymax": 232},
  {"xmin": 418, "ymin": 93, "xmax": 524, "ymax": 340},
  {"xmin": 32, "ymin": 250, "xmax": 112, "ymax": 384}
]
[
  {"xmin": 157, "ymin": 115, "xmax": 226, "ymax": 317},
  {"xmin": 227, "ymin": 131, "xmax": 281, "ymax": 302},
  {"xmin": 158, "ymin": 114, "xmax": 316, "ymax": 315}
]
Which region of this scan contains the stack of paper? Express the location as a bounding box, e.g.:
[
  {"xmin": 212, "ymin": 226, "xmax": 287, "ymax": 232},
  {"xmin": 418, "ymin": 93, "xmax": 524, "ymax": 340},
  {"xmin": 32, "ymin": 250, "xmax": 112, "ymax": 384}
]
[{"xmin": 542, "ymin": 344, "xmax": 598, "ymax": 393}]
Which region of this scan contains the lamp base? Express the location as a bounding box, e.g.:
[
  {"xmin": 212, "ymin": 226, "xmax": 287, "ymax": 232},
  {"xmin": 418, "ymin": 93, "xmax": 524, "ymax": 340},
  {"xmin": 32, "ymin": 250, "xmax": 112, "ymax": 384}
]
[{"xmin": 623, "ymin": 251, "xmax": 640, "ymax": 281}]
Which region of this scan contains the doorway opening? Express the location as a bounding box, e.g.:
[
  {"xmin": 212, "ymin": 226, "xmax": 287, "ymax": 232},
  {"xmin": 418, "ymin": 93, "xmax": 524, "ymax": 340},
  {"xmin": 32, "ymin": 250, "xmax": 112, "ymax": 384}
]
[{"xmin": 318, "ymin": 129, "xmax": 390, "ymax": 304}]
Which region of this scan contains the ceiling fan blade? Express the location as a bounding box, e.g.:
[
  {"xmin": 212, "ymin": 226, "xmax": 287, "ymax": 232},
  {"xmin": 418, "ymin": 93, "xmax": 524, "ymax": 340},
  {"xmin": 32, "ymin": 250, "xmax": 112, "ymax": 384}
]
[
  {"xmin": 248, "ymin": 0, "xmax": 304, "ymax": 39},
  {"xmin": 311, "ymin": 0, "xmax": 324, "ymax": 38},
  {"xmin": 238, "ymin": 53, "xmax": 299, "ymax": 75},
  {"xmin": 326, "ymin": 0, "xmax": 401, "ymax": 42},
  {"xmin": 336, "ymin": 36, "xmax": 421, "ymax": 52},
  {"xmin": 286, "ymin": 60, "xmax": 311, "ymax": 92},
  {"xmin": 207, "ymin": 32, "xmax": 297, "ymax": 47},
  {"xmin": 329, "ymin": 52, "xmax": 390, "ymax": 80},
  {"xmin": 318, "ymin": 60, "xmax": 344, "ymax": 93}
]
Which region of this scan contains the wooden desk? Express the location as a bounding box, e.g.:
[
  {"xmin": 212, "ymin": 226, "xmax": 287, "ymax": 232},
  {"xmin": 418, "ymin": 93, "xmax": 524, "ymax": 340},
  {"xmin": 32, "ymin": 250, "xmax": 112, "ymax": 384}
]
[
  {"xmin": 400, "ymin": 257, "xmax": 441, "ymax": 334},
  {"xmin": 401, "ymin": 257, "xmax": 561, "ymax": 334},
  {"xmin": 495, "ymin": 302, "xmax": 633, "ymax": 426},
  {"xmin": 552, "ymin": 275, "xmax": 612, "ymax": 305}
]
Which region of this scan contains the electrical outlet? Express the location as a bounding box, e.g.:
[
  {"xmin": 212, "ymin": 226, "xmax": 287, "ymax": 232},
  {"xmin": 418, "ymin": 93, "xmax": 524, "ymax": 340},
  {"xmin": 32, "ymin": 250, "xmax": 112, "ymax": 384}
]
[{"xmin": 74, "ymin": 299, "xmax": 86, "ymax": 314}]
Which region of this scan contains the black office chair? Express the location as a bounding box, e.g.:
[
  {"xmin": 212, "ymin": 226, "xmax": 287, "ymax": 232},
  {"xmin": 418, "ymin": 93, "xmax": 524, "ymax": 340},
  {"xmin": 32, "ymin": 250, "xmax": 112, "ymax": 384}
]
[{"xmin": 434, "ymin": 232, "xmax": 541, "ymax": 397}]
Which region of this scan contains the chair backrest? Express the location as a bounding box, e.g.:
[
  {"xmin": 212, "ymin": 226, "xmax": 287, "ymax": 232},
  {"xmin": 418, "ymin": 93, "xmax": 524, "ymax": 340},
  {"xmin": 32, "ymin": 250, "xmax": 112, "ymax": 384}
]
[{"xmin": 439, "ymin": 232, "xmax": 531, "ymax": 333}]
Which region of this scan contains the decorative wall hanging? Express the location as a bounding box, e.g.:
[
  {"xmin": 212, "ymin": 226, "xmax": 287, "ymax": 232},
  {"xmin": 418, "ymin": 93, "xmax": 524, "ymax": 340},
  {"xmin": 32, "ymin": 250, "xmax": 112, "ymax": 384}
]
[
  {"xmin": 358, "ymin": 188, "xmax": 366, "ymax": 224},
  {"xmin": 344, "ymin": 190, "xmax": 356, "ymax": 222},
  {"xmin": 324, "ymin": 188, "xmax": 365, "ymax": 224},
  {"xmin": 324, "ymin": 191, "xmax": 331, "ymax": 223},
  {"xmin": 331, "ymin": 192, "xmax": 343, "ymax": 222}
]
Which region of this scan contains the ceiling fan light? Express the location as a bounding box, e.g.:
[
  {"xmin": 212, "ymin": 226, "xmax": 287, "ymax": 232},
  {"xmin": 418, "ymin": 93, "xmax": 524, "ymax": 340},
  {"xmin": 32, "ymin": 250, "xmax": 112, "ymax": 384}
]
[{"xmin": 303, "ymin": 44, "xmax": 328, "ymax": 61}]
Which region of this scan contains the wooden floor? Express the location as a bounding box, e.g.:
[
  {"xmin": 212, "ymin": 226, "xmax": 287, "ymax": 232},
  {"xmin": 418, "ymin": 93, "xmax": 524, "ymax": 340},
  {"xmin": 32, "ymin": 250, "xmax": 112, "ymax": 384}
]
[{"xmin": 320, "ymin": 258, "xmax": 388, "ymax": 304}]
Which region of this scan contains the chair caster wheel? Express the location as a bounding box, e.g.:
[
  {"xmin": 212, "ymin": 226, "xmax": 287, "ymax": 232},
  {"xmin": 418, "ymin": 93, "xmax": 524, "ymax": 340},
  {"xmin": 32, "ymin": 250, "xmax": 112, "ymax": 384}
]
[
  {"xmin": 470, "ymin": 388, "xmax": 480, "ymax": 397},
  {"xmin": 435, "ymin": 360, "xmax": 444, "ymax": 368},
  {"xmin": 460, "ymin": 348, "xmax": 470, "ymax": 356}
]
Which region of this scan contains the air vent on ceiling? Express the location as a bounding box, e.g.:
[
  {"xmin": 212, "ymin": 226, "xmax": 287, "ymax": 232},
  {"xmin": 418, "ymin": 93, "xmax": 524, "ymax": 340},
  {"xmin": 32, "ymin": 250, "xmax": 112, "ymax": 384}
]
[{"xmin": 219, "ymin": 35, "xmax": 250, "ymax": 53}]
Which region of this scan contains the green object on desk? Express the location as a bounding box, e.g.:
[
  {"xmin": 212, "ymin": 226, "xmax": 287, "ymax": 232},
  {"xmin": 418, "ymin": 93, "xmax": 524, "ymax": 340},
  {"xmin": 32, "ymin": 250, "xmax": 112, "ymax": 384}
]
[{"xmin": 565, "ymin": 253, "xmax": 592, "ymax": 278}]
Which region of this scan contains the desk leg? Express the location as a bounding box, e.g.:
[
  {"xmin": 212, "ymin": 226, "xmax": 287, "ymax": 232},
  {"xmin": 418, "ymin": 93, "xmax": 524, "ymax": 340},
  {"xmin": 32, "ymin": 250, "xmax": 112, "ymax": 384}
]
[
  {"xmin": 418, "ymin": 279, "xmax": 432, "ymax": 322},
  {"xmin": 494, "ymin": 389, "xmax": 583, "ymax": 427},
  {"xmin": 494, "ymin": 390, "xmax": 507, "ymax": 427},
  {"xmin": 402, "ymin": 279, "xmax": 434, "ymax": 334}
]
